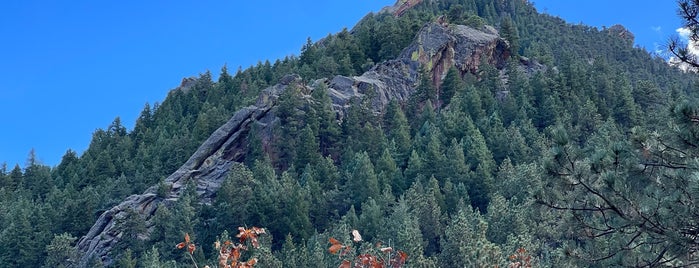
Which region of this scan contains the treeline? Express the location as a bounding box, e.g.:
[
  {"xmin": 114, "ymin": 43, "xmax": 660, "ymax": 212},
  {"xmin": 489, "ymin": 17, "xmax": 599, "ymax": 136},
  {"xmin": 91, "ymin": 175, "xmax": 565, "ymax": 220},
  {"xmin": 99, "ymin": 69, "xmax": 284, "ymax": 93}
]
[{"xmin": 1, "ymin": 0, "xmax": 698, "ymax": 267}]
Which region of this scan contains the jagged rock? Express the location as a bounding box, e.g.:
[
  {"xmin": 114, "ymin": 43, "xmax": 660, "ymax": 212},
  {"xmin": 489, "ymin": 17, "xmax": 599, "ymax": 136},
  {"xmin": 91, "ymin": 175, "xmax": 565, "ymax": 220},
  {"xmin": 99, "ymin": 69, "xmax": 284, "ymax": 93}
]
[
  {"xmin": 75, "ymin": 19, "xmax": 518, "ymax": 266},
  {"xmin": 177, "ymin": 77, "xmax": 198, "ymax": 93},
  {"xmin": 75, "ymin": 78, "xmax": 293, "ymax": 266},
  {"xmin": 606, "ymin": 24, "xmax": 634, "ymax": 46},
  {"xmin": 399, "ymin": 22, "xmax": 510, "ymax": 89}
]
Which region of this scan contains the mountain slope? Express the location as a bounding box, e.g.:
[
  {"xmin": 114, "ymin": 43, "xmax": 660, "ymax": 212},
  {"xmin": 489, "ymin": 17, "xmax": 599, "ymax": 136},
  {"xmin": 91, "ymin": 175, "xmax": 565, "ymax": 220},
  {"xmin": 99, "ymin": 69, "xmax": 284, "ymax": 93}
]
[
  {"xmin": 76, "ymin": 17, "xmax": 514, "ymax": 265},
  {"xmin": 2, "ymin": 0, "xmax": 698, "ymax": 267}
]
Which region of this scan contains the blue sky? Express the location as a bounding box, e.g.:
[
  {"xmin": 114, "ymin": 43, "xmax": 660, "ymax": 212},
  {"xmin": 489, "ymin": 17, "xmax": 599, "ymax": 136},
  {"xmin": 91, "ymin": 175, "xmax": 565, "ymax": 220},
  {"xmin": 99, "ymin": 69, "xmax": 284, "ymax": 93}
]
[
  {"xmin": 533, "ymin": 0, "xmax": 682, "ymax": 55},
  {"xmin": 0, "ymin": 1, "xmax": 686, "ymax": 168}
]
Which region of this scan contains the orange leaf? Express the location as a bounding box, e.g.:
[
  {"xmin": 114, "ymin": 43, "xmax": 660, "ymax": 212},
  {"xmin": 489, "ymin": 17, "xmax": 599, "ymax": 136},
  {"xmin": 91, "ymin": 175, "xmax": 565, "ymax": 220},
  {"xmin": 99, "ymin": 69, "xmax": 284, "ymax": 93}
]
[
  {"xmin": 176, "ymin": 242, "xmax": 186, "ymax": 249},
  {"xmin": 188, "ymin": 243, "xmax": 196, "ymax": 254},
  {"xmin": 358, "ymin": 254, "xmax": 372, "ymax": 265},
  {"xmin": 338, "ymin": 260, "xmax": 351, "ymax": 268},
  {"xmin": 329, "ymin": 237, "xmax": 342, "ymax": 245},
  {"xmin": 245, "ymin": 258, "xmax": 258, "ymax": 265},
  {"xmin": 230, "ymin": 247, "xmax": 241, "ymax": 262},
  {"xmin": 391, "ymin": 250, "xmax": 408, "ymax": 267},
  {"xmin": 329, "ymin": 243, "xmax": 344, "ymax": 254},
  {"xmin": 184, "ymin": 233, "xmax": 191, "ymax": 244}
]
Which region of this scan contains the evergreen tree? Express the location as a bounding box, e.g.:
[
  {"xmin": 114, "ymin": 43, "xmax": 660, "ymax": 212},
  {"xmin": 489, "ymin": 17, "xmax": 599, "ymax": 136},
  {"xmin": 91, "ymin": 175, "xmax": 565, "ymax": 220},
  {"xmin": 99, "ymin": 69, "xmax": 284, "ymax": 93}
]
[
  {"xmin": 140, "ymin": 246, "xmax": 166, "ymax": 268},
  {"xmin": 440, "ymin": 67, "xmax": 464, "ymax": 107},
  {"xmin": 347, "ymin": 152, "xmax": 380, "ymax": 209},
  {"xmin": 294, "ymin": 125, "xmax": 321, "ymax": 171},
  {"xmin": 383, "ymin": 100, "xmax": 412, "ymax": 166},
  {"xmin": 44, "ymin": 233, "xmax": 78, "ymax": 268},
  {"xmin": 405, "ymin": 180, "xmax": 444, "ymax": 256},
  {"xmin": 387, "ymin": 196, "xmax": 425, "ymax": 262},
  {"xmin": 500, "ymin": 15, "xmax": 520, "ymax": 56},
  {"xmin": 213, "ymin": 163, "xmax": 254, "ymax": 233},
  {"xmin": 440, "ymin": 207, "xmax": 501, "ymax": 267}
]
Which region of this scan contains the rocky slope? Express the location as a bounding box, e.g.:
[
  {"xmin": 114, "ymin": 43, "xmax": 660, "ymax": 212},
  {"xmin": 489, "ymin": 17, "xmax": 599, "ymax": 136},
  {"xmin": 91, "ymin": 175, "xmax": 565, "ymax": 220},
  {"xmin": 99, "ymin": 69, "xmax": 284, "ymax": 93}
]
[{"xmin": 76, "ymin": 19, "xmax": 513, "ymax": 266}]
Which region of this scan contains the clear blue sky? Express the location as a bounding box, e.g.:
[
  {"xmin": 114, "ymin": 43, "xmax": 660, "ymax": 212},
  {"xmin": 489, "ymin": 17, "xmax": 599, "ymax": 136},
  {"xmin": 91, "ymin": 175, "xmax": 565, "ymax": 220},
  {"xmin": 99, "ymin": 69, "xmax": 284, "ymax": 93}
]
[{"xmin": 0, "ymin": 0, "xmax": 685, "ymax": 168}]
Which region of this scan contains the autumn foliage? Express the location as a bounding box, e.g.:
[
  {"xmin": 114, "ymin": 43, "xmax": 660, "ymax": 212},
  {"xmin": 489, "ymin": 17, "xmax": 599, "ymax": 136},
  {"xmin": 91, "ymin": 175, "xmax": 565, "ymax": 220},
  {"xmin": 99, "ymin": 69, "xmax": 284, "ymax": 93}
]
[
  {"xmin": 328, "ymin": 230, "xmax": 408, "ymax": 268},
  {"xmin": 176, "ymin": 227, "xmax": 266, "ymax": 268},
  {"xmin": 507, "ymin": 248, "xmax": 532, "ymax": 268}
]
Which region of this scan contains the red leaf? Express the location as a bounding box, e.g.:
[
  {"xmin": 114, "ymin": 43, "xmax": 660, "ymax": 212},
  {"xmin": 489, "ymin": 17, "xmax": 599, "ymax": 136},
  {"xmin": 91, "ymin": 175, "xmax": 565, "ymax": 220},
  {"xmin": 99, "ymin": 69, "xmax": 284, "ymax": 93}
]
[
  {"xmin": 187, "ymin": 243, "xmax": 196, "ymax": 254},
  {"xmin": 176, "ymin": 242, "xmax": 186, "ymax": 249},
  {"xmin": 184, "ymin": 233, "xmax": 191, "ymax": 244}
]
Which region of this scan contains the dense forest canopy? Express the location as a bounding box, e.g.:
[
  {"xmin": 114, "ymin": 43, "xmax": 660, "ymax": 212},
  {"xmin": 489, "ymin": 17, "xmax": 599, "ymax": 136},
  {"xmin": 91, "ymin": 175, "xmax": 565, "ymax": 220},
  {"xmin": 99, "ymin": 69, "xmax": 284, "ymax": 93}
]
[{"xmin": 3, "ymin": 0, "xmax": 699, "ymax": 267}]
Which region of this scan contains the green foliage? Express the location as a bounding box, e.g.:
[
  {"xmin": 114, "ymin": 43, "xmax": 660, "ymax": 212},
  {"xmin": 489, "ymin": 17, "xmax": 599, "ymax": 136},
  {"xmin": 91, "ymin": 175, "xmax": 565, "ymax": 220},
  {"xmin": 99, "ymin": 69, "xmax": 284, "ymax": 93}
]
[
  {"xmin": 44, "ymin": 233, "xmax": 79, "ymax": 268},
  {"xmin": 5, "ymin": 0, "xmax": 699, "ymax": 266}
]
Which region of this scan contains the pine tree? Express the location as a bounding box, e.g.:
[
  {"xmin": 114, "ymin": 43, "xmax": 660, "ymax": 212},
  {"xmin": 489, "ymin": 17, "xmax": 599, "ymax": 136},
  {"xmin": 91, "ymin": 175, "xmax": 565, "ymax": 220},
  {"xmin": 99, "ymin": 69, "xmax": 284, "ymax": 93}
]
[
  {"xmin": 375, "ymin": 148, "xmax": 401, "ymax": 195},
  {"xmin": 213, "ymin": 163, "xmax": 254, "ymax": 232},
  {"xmin": 347, "ymin": 152, "xmax": 380, "ymax": 209},
  {"xmin": 311, "ymin": 82, "xmax": 341, "ymax": 157},
  {"xmin": 440, "ymin": 207, "xmax": 501, "ymax": 267},
  {"xmin": 358, "ymin": 198, "xmax": 382, "ymax": 242},
  {"xmin": 440, "ymin": 67, "xmax": 464, "ymax": 107},
  {"xmin": 383, "ymin": 100, "xmax": 412, "ymax": 166},
  {"xmin": 387, "ymin": 196, "xmax": 425, "ymax": 261},
  {"xmin": 405, "ymin": 180, "xmax": 444, "ymax": 256},
  {"xmin": 140, "ymin": 246, "xmax": 166, "ymax": 268},
  {"xmin": 44, "ymin": 233, "xmax": 78, "ymax": 268},
  {"xmin": 500, "ymin": 15, "xmax": 520, "ymax": 56},
  {"xmin": 295, "ymin": 125, "xmax": 321, "ymax": 171}
]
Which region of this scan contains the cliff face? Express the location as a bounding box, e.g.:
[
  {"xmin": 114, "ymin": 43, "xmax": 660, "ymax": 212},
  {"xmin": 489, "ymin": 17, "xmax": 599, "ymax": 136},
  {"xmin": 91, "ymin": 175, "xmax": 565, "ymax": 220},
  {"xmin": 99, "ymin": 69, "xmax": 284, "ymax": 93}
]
[
  {"xmin": 76, "ymin": 20, "xmax": 512, "ymax": 266},
  {"xmin": 399, "ymin": 22, "xmax": 510, "ymax": 89}
]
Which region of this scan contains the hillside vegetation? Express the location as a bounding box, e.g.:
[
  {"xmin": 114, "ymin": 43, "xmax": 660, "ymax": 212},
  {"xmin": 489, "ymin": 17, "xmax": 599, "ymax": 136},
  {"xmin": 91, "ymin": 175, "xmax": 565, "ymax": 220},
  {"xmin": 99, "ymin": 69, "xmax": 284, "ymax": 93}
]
[{"xmin": 2, "ymin": 0, "xmax": 699, "ymax": 267}]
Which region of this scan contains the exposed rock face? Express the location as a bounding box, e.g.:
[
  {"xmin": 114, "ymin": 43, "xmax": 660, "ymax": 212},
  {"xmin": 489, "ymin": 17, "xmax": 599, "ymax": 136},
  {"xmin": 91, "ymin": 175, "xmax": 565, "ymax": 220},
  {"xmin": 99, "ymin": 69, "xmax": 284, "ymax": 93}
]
[
  {"xmin": 75, "ymin": 20, "xmax": 513, "ymax": 266},
  {"xmin": 606, "ymin": 24, "xmax": 635, "ymax": 47},
  {"xmin": 326, "ymin": 21, "xmax": 511, "ymax": 115},
  {"xmin": 400, "ymin": 22, "xmax": 510, "ymax": 89},
  {"xmin": 76, "ymin": 75, "xmax": 301, "ymax": 266}
]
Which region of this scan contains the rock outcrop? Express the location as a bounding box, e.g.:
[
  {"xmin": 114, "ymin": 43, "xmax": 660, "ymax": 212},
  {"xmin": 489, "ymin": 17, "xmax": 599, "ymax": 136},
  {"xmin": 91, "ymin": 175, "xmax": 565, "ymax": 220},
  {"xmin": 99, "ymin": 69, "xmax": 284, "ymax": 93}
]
[
  {"xmin": 76, "ymin": 75, "xmax": 296, "ymax": 266},
  {"xmin": 400, "ymin": 22, "xmax": 510, "ymax": 89},
  {"xmin": 75, "ymin": 20, "xmax": 513, "ymax": 266}
]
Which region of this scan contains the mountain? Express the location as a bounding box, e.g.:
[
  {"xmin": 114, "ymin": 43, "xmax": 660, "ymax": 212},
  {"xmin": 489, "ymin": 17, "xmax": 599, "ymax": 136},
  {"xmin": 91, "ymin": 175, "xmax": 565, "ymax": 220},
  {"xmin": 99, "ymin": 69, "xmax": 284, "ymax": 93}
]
[
  {"xmin": 2, "ymin": 0, "xmax": 699, "ymax": 267},
  {"xmin": 76, "ymin": 16, "xmax": 513, "ymax": 265}
]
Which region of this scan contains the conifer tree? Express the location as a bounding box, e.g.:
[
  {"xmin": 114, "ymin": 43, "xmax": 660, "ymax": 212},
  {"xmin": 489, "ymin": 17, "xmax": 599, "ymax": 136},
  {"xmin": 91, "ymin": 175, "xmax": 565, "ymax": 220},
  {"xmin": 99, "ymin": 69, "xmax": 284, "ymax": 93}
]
[
  {"xmin": 347, "ymin": 152, "xmax": 380, "ymax": 209},
  {"xmin": 383, "ymin": 100, "xmax": 412, "ymax": 166},
  {"xmin": 440, "ymin": 67, "xmax": 464, "ymax": 107}
]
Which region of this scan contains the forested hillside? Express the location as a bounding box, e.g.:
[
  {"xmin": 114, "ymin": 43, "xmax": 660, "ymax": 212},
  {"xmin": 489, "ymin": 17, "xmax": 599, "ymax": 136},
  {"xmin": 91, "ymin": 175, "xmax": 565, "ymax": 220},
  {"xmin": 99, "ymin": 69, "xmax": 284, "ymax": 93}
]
[{"xmin": 2, "ymin": 0, "xmax": 699, "ymax": 267}]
